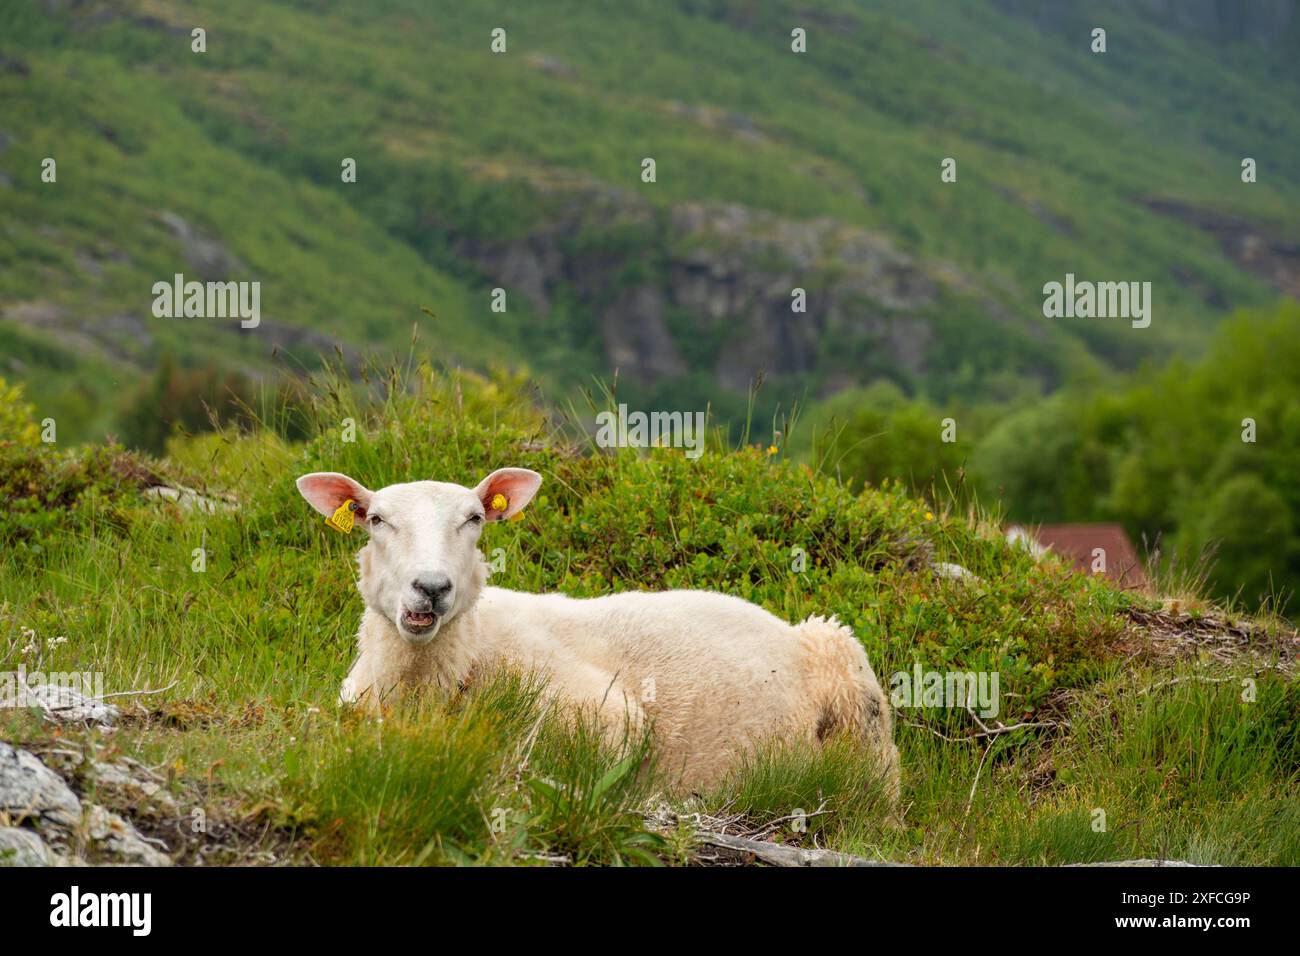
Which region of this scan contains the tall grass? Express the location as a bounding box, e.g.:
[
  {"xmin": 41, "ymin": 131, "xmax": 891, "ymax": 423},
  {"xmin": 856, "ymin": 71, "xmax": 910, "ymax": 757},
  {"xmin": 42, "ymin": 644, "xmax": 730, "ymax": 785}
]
[
  {"xmin": 283, "ymin": 670, "xmax": 664, "ymax": 865},
  {"xmin": 0, "ymin": 361, "xmax": 1295, "ymax": 865}
]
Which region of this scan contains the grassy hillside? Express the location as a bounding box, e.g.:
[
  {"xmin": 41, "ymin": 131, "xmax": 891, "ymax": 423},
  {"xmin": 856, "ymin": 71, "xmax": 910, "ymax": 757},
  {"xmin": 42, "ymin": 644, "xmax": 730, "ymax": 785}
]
[
  {"xmin": 1, "ymin": 365, "xmax": 1295, "ymax": 865},
  {"xmin": 2, "ymin": 0, "xmax": 1299, "ymax": 442}
]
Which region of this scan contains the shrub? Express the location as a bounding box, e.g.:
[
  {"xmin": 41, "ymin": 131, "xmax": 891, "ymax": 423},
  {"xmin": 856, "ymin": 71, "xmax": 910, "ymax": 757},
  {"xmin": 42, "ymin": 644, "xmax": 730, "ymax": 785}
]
[
  {"xmin": 0, "ymin": 376, "xmax": 40, "ymax": 446},
  {"xmin": 0, "ymin": 440, "xmax": 170, "ymax": 550}
]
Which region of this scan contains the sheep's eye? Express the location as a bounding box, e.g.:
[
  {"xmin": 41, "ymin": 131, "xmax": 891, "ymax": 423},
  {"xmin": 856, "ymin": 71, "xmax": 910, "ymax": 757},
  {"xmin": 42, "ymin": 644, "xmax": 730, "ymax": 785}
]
[
  {"xmin": 369, "ymin": 514, "xmax": 385, "ymax": 527},
  {"xmin": 465, "ymin": 513, "xmax": 484, "ymax": 527}
]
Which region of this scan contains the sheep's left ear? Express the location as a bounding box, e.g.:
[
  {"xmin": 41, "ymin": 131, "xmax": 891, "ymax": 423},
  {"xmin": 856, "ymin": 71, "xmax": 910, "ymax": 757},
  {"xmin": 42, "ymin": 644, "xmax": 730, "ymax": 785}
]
[{"xmin": 473, "ymin": 468, "xmax": 541, "ymax": 521}]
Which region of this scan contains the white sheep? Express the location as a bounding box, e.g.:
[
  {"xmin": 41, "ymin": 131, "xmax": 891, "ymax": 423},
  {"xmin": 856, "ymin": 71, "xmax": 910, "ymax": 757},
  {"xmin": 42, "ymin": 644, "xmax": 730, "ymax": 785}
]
[{"xmin": 296, "ymin": 467, "xmax": 899, "ymax": 796}]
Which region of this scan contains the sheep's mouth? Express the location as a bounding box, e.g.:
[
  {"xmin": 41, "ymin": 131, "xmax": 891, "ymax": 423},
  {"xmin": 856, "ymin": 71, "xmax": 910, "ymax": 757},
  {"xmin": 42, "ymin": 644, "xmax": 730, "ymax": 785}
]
[{"xmin": 400, "ymin": 609, "xmax": 437, "ymax": 634}]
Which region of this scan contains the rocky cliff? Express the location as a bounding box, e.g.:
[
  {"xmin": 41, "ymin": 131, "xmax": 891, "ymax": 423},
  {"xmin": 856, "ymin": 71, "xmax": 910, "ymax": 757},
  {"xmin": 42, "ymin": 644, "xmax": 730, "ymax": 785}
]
[{"xmin": 452, "ymin": 184, "xmax": 941, "ymax": 393}]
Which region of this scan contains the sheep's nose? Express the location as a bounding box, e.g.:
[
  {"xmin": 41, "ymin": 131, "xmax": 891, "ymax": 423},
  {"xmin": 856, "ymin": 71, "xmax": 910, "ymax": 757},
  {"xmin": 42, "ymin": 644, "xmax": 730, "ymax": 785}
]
[{"xmin": 412, "ymin": 574, "xmax": 453, "ymax": 603}]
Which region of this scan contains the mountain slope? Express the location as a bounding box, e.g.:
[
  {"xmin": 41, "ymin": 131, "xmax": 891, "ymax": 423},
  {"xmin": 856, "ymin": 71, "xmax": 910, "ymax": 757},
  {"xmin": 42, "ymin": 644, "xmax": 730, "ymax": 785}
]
[{"xmin": 1, "ymin": 0, "xmax": 1298, "ymax": 440}]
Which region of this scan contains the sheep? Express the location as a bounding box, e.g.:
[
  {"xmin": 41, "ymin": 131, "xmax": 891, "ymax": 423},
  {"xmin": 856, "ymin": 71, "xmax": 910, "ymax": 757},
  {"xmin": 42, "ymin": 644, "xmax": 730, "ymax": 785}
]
[{"xmin": 296, "ymin": 467, "xmax": 900, "ymax": 797}]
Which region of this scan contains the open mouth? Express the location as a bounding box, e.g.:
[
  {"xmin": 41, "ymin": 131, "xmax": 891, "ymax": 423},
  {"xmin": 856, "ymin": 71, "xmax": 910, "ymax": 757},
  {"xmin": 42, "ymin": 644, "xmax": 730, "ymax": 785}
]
[{"xmin": 400, "ymin": 609, "xmax": 437, "ymax": 634}]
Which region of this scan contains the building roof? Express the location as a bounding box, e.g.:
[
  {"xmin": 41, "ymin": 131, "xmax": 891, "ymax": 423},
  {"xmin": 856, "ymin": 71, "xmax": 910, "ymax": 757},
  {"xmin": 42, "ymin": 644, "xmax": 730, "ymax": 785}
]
[{"xmin": 1009, "ymin": 522, "xmax": 1150, "ymax": 591}]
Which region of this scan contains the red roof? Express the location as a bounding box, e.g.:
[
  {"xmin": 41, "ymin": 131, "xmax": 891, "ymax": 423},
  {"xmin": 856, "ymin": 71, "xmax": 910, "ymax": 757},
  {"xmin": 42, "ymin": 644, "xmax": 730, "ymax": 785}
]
[{"xmin": 1017, "ymin": 523, "xmax": 1149, "ymax": 591}]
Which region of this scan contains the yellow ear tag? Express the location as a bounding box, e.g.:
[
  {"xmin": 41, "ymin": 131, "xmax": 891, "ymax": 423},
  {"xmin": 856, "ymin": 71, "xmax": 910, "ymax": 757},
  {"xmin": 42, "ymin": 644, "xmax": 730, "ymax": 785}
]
[
  {"xmin": 325, "ymin": 499, "xmax": 358, "ymax": 534},
  {"xmin": 490, "ymin": 492, "xmax": 509, "ymax": 514}
]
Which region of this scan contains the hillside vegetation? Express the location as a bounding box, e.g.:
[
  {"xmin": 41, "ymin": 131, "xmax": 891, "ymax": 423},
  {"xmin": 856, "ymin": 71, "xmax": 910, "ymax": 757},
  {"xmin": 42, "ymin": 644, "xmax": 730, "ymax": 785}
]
[
  {"xmin": 3, "ymin": 0, "xmax": 1299, "ymax": 441},
  {"xmin": 1, "ymin": 364, "xmax": 1295, "ymax": 865},
  {"xmin": 798, "ymin": 300, "xmax": 1300, "ymax": 615}
]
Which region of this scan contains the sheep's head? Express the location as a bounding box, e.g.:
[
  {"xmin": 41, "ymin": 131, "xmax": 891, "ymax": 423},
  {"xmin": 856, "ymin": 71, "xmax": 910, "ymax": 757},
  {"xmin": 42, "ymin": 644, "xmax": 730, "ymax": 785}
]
[{"xmin": 296, "ymin": 468, "xmax": 542, "ymax": 644}]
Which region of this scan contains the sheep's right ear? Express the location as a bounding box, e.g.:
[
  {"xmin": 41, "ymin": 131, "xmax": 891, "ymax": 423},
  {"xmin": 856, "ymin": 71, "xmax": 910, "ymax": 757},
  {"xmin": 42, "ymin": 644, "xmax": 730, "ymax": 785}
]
[{"xmin": 296, "ymin": 472, "xmax": 373, "ymax": 519}]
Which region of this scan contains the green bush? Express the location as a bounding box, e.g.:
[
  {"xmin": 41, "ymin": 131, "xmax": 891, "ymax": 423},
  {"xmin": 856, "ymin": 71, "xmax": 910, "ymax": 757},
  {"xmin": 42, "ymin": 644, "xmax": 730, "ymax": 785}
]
[
  {"xmin": 0, "ymin": 440, "xmax": 170, "ymax": 550},
  {"xmin": 116, "ymin": 355, "xmax": 260, "ymax": 455},
  {"xmin": 1180, "ymin": 474, "xmax": 1295, "ymax": 607},
  {"xmin": 0, "ymin": 376, "xmax": 40, "ymax": 446},
  {"xmin": 819, "ymin": 301, "xmax": 1300, "ymax": 615}
]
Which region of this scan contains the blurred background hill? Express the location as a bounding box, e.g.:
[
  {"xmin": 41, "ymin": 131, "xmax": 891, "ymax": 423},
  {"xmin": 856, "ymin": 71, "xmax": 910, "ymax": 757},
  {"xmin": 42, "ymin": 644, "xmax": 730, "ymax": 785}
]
[{"xmin": 1, "ymin": 0, "xmax": 1298, "ymax": 610}]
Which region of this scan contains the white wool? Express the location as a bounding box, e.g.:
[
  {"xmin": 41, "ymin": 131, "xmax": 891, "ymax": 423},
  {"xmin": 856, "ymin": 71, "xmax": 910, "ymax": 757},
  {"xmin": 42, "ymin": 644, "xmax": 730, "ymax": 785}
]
[{"xmin": 298, "ymin": 468, "xmax": 899, "ymax": 795}]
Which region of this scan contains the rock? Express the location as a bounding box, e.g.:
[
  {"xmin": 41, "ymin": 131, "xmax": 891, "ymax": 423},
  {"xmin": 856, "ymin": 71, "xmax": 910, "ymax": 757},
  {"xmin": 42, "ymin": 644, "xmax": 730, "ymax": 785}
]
[
  {"xmin": 92, "ymin": 760, "xmax": 179, "ymax": 815},
  {"xmin": 598, "ymin": 284, "xmax": 687, "ymax": 382},
  {"xmin": 83, "ymin": 804, "xmax": 172, "ymax": 867},
  {"xmin": 525, "ymin": 52, "xmax": 576, "ymax": 78},
  {"xmin": 1141, "ymin": 197, "xmax": 1300, "ymax": 301},
  {"xmin": 0, "ymin": 299, "xmax": 62, "ymax": 327},
  {"xmin": 144, "ymin": 484, "xmax": 235, "ymax": 514},
  {"xmin": 1066, "ymin": 859, "xmax": 1214, "ymax": 867},
  {"xmin": 0, "ymin": 826, "xmax": 54, "ymax": 866},
  {"xmin": 696, "ymin": 831, "xmax": 910, "ymax": 867},
  {"xmin": 0, "ymin": 741, "xmax": 82, "ymax": 828},
  {"xmin": 0, "ymin": 298, "xmax": 152, "ymax": 363},
  {"xmin": 933, "ymin": 561, "xmax": 979, "ymax": 583},
  {"xmin": 17, "ymin": 682, "xmax": 119, "ymax": 727},
  {"xmin": 0, "ymin": 744, "xmax": 172, "ymax": 866},
  {"xmin": 665, "ymin": 102, "xmax": 766, "ymax": 143},
  {"xmin": 156, "ymin": 210, "xmax": 248, "ymax": 281},
  {"xmin": 456, "ymin": 187, "xmax": 939, "ymax": 392}
]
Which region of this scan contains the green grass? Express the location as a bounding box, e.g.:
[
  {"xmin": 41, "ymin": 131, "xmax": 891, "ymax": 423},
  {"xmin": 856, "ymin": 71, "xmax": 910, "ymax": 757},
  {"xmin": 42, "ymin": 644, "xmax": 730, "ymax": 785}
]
[
  {"xmin": 279, "ymin": 671, "xmax": 665, "ymax": 866},
  {"xmin": 699, "ymin": 734, "xmax": 898, "ymax": 846},
  {"xmin": 890, "ymin": 670, "xmax": 1300, "ymax": 865},
  {"xmin": 1, "ymin": 362, "xmax": 1295, "ymax": 865}
]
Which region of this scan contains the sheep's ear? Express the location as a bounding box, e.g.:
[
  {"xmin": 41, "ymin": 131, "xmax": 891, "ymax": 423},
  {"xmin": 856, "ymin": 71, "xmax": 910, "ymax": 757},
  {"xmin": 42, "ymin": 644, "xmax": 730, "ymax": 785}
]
[
  {"xmin": 473, "ymin": 468, "xmax": 541, "ymax": 521},
  {"xmin": 296, "ymin": 472, "xmax": 373, "ymax": 519}
]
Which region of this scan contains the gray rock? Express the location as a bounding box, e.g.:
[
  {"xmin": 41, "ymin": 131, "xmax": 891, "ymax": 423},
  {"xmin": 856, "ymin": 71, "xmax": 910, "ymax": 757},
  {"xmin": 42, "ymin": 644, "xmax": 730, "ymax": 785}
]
[
  {"xmin": 83, "ymin": 804, "xmax": 172, "ymax": 867},
  {"xmin": 18, "ymin": 682, "xmax": 119, "ymax": 727},
  {"xmin": 144, "ymin": 484, "xmax": 235, "ymax": 514},
  {"xmin": 453, "ymin": 183, "xmax": 941, "ymax": 392},
  {"xmin": 599, "ymin": 283, "xmax": 687, "ymax": 382},
  {"xmin": 156, "ymin": 210, "xmax": 248, "ymax": 281},
  {"xmin": 0, "ymin": 744, "xmax": 172, "ymax": 866},
  {"xmin": 0, "ymin": 741, "xmax": 82, "ymax": 827},
  {"xmin": 1066, "ymin": 859, "xmax": 1214, "ymax": 867},
  {"xmin": 525, "ymin": 52, "xmax": 576, "ymax": 78},
  {"xmin": 92, "ymin": 760, "xmax": 179, "ymax": 815},
  {"xmin": 0, "ymin": 826, "xmax": 53, "ymax": 866},
  {"xmin": 933, "ymin": 561, "xmax": 980, "ymax": 583}
]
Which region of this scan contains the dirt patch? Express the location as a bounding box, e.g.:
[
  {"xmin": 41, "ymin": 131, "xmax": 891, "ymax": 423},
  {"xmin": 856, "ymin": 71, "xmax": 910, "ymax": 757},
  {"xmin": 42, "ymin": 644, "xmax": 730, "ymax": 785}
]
[
  {"xmin": 119, "ymin": 699, "xmax": 267, "ymax": 731},
  {"xmin": 126, "ymin": 793, "xmax": 304, "ymax": 866},
  {"xmin": 1119, "ymin": 605, "xmax": 1298, "ymax": 673}
]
